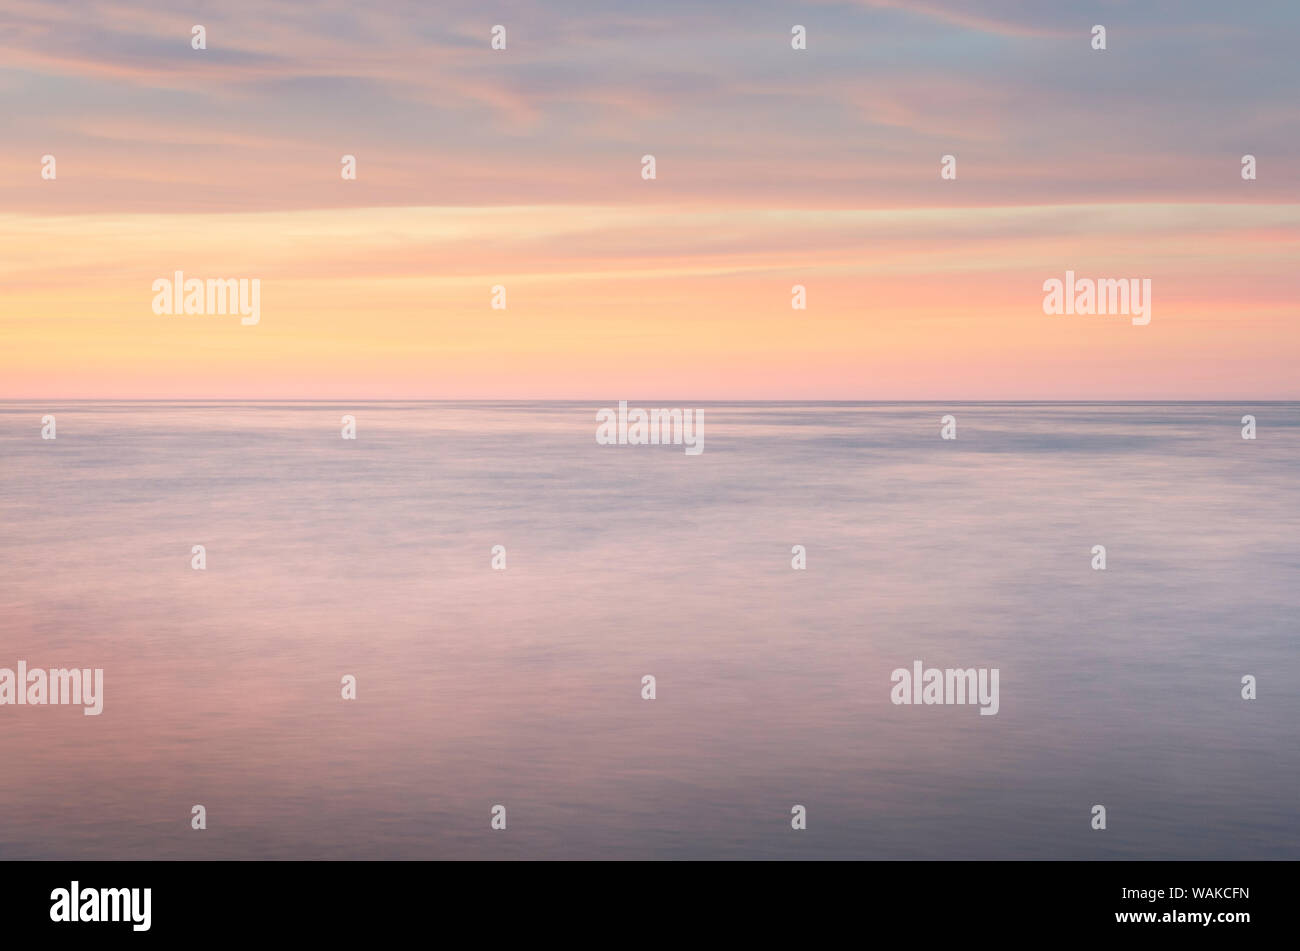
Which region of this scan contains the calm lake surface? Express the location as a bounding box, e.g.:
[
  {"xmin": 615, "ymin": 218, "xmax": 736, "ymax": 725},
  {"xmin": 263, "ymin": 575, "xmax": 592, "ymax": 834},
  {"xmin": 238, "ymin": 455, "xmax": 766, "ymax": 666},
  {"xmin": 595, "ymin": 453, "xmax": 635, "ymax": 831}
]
[{"xmin": 1, "ymin": 402, "xmax": 1297, "ymax": 859}]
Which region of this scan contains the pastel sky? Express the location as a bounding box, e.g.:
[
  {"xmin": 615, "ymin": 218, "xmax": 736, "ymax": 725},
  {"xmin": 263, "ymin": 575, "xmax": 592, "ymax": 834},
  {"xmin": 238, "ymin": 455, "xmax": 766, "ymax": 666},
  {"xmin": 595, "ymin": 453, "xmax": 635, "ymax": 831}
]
[{"xmin": 2, "ymin": 0, "xmax": 1297, "ymax": 398}]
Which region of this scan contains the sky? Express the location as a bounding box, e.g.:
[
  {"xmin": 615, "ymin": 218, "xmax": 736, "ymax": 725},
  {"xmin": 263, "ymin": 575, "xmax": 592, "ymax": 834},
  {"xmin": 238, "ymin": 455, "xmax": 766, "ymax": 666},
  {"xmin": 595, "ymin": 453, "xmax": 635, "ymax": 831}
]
[{"xmin": 1, "ymin": 0, "xmax": 1297, "ymax": 399}]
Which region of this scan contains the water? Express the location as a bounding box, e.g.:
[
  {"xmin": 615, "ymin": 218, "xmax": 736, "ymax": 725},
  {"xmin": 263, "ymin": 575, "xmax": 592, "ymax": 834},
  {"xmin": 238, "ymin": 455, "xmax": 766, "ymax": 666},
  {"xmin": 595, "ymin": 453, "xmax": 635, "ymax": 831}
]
[{"xmin": 1, "ymin": 402, "xmax": 1296, "ymax": 859}]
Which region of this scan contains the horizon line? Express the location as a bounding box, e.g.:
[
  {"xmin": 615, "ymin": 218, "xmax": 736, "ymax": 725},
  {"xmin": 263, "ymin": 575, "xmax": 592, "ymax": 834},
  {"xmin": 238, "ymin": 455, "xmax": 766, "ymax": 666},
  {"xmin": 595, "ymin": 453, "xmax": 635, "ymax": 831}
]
[{"xmin": 4, "ymin": 399, "xmax": 1298, "ymax": 405}]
